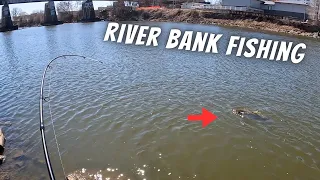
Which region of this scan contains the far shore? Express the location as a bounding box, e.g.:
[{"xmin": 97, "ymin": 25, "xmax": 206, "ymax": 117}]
[
  {"xmin": 111, "ymin": 8, "xmax": 320, "ymax": 40},
  {"xmin": 5, "ymin": 8, "xmax": 320, "ymax": 40}
]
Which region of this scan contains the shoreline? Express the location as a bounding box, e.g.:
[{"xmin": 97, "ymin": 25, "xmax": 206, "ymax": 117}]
[
  {"xmin": 148, "ymin": 18, "xmax": 318, "ymax": 40},
  {"xmin": 114, "ymin": 9, "xmax": 320, "ymax": 40},
  {"xmin": 3, "ymin": 9, "xmax": 320, "ymax": 40},
  {"xmin": 12, "ymin": 19, "xmax": 316, "ymax": 39}
]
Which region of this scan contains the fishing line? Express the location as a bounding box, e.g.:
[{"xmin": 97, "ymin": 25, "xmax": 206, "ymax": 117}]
[
  {"xmin": 47, "ymin": 64, "xmax": 66, "ymax": 178},
  {"xmin": 40, "ymin": 54, "xmax": 104, "ymax": 180}
]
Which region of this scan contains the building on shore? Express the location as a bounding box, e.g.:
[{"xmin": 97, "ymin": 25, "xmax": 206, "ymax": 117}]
[
  {"xmin": 181, "ymin": 1, "xmax": 211, "ymax": 9},
  {"xmin": 221, "ymin": 0, "xmax": 310, "ymax": 20},
  {"xmin": 262, "ymin": 0, "xmax": 309, "ymax": 20},
  {"xmin": 222, "ymin": 0, "xmax": 262, "ymax": 9},
  {"xmin": 182, "ymin": 1, "xmax": 263, "ymax": 12},
  {"xmin": 161, "ymin": 0, "xmax": 205, "ymax": 8}
]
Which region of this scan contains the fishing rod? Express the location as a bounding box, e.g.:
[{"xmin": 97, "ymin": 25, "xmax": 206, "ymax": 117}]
[{"xmin": 39, "ymin": 55, "xmax": 103, "ymax": 180}]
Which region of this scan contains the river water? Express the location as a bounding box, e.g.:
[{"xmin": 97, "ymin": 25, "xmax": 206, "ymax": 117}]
[{"xmin": 0, "ymin": 21, "xmax": 319, "ymax": 180}]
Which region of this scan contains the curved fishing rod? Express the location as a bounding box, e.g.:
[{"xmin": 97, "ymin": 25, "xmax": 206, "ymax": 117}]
[{"xmin": 39, "ymin": 55, "xmax": 102, "ymax": 180}]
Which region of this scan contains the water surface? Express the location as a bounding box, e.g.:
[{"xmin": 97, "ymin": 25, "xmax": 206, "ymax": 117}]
[{"xmin": 0, "ymin": 21, "xmax": 319, "ymax": 180}]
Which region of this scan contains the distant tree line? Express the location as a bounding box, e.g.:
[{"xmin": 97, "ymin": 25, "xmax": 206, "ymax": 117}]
[
  {"xmin": 9, "ymin": 7, "xmax": 45, "ymax": 27},
  {"xmin": 3, "ymin": 0, "xmax": 320, "ymax": 28},
  {"xmin": 56, "ymin": 1, "xmax": 82, "ymax": 23},
  {"xmin": 308, "ymin": 0, "xmax": 320, "ymax": 23},
  {"xmin": 5, "ymin": 2, "xmax": 87, "ymax": 27}
]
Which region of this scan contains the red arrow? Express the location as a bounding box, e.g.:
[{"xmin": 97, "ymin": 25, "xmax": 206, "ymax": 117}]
[{"xmin": 188, "ymin": 108, "xmax": 218, "ymax": 128}]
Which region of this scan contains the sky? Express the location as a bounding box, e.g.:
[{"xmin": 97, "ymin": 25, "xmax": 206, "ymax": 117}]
[
  {"xmin": 2, "ymin": 1, "xmax": 113, "ymax": 14},
  {"xmin": 0, "ymin": 1, "xmax": 114, "ymax": 19},
  {"xmin": 0, "ymin": 0, "xmax": 218, "ymax": 18}
]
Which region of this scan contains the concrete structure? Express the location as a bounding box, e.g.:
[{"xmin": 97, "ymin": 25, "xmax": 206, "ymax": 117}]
[
  {"xmin": 0, "ymin": 0, "xmax": 107, "ymax": 5},
  {"xmin": 0, "ymin": 0, "xmax": 108, "ymax": 32},
  {"xmin": 81, "ymin": 0, "xmax": 99, "ymax": 22},
  {"xmin": 182, "ymin": 2, "xmax": 263, "ymax": 12},
  {"xmin": 221, "ymin": 0, "xmax": 310, "ymax": 20},
  {"xmin": 0, "ymin": 0, "xmax": 18, "ymax": 32},
  {"xmin": 42, "ymin": 0, "xmax": 62, "ymax": 26},
  {"xmin": 181, "ymin": 2, "xmax": 201, "ymax": 9},
  {"xmin": 124, "ymin": 1, "xmax": 139, "ymax": 8},
  {"xmin": 261, "ymin": 0, "xmax": 309, "ymax": 20},
  {"xmin": 222, "ymin": 0, "xmax": 262, "ymax": 9},
  {"xmin": 181, "ymin": 2, "xmax": 210, "ymax": 9},
  {"xmin": 163, "ymin": 0, "xmax": 203, "ymax": 8}
]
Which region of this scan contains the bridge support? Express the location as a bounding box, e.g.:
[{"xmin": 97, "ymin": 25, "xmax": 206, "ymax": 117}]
[
  {"xmin": 81, "ymin": 0, "xmax": 100, "ymax": 22},
  {"xmin": 0, "ymin": 0, "xmax": 18, "ymax": 32},
  {"xmin": 42, "ymin": 1, "xmax": 63, "ymax": 26}
]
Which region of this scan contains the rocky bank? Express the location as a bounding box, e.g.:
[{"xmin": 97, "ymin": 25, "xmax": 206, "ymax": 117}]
[{"xmin": 111, "ymin": 8, "xmax": 320, "ymax": 39}]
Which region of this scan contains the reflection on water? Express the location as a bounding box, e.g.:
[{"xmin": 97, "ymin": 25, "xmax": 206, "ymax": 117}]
[{"xmin": 0, "ymin": 21, "xmax": 320, "ymax": 180}]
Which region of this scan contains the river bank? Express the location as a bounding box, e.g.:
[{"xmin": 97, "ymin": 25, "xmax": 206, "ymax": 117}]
[
  {"xmin": 7, "ymin": 8, "xmax": 320, "ymax": 39},
  {"xmin": 111, "ymin": 8, "xmax": 320, "ymax": 39},
  {"xmin": 1, "ymin": 20, "xmax": 320, "ymax": 180}
]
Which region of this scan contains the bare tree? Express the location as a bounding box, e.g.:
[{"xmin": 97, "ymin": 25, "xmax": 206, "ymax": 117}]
[
  {"xmin": 308, "ymin": 0, "xmax": 320, "ymax": 22},
  {"xmin": 57, "ymin": 2, "xmax": 73, "ymax": 13},
  {"xmin": 29, "ymin": 10, "xmax": 45, "ymax": 25},
  {"xmin": 32, "ymin": 10, "xmax": 44, "ymax": 14},
  {"xmin": 57, "ymin": 1, "xmax": 81, "ymax": 22},
  {"xmin": 19, "ymin": 12, "xmax": 28, "ymax": 16},
  {"xmin": 74, "ymin": 1, "xmax": 82, "ymax": 11},
  {"xmin": 116, "ymin": 0, "xmax": 126, "ymax": 7},
  {"xmin": 11, "ymin": 7, "xmax": 22, "ymax": 21},
  {"xmin": 57, "ymin": 1, "xmax": 81, "ymax": 13}
]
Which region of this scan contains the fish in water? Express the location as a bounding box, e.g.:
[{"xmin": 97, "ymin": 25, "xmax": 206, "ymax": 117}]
[{"xmin": 232, "ymin": 108, "xmax": 271, "ymax": 122}]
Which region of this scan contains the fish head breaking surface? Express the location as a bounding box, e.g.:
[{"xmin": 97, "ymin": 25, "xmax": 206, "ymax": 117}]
[{"xmin": 232, "ymin": 108, "xmax": 272, "ymax": 122}]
